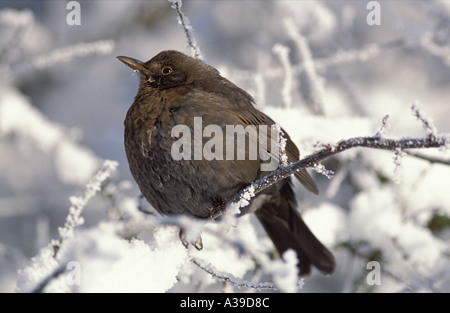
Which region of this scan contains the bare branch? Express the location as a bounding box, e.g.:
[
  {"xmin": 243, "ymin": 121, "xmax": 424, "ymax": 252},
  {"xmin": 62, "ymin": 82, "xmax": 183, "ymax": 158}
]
[
  {"xmin": 405, "ymin": 151, "xmax": 450, "ymax": 166},
  {"xmin": 31, "ymin": 265, "xmax": 67, "ymax": 293}
]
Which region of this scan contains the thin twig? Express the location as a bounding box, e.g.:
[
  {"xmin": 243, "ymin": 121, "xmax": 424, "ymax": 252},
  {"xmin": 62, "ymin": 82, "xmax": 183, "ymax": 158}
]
[
  {"xmin": 404, "ymin": 151, "xmax": 450, "ymax": 166},
  {"xmin": 169, "ymin": 0, "xmax": 204, "ymax": 61},
  {"xmin": 212, "ymin": 135, "xmax": 449, "ymax": 220},
  {"xmin": 191, "ymin": 258, "xmax": 279, "ymax": 291}
]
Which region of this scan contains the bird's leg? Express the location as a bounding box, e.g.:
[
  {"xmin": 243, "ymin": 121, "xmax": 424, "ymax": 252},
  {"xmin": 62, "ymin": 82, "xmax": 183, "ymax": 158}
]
[
  {"xmin": 209, "ymin": 200, "xmax": 227, "ymax": 221},
  {"xmin": 179, "ymin": 229, "xmax": 203, "ymax": 250}
]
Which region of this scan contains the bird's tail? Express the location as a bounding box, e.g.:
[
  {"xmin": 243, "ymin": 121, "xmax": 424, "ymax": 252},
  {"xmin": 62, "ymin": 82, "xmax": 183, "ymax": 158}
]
[{"xmin": 255, "ymin": 182, "xmax": 335, "ymax": 275}]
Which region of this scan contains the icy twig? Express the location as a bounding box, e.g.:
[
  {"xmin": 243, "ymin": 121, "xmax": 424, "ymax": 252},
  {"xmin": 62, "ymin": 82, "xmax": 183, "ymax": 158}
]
[
  {"xmin": 52, "ymin": 160, "xmax": 119, "ymax": 257},
  {"xmin": 393, "ymin": 147, "xmax": 404, "ymax": 184},
  {"xmin": 285, "ymin": 18, "xmax": 325, "ymax": 114},
  {"xmin": 313, "ymin": 163, "xmax": 335, "ymax": 179},
  {"xmin": 191, "ymin": 258, "xmax": 305, "ymax": 292},
  {"xmin": 169, "ymin": 0, "xmax": 204, "ymax": 61},
  {"xmin": 223, "ymin": 184, "xmax": 255, "ymax": 217},
  {"xmin": 411, "ymin": 101, "xmax": 439, "ymax": 139},
  {"xmin": 0, "ymin": 9, "xmax": 34, "ymax": 66},
  {"xmin": 272, "ymin": 44, "xmax": 293, "ymax": 108},
  {"xmin": 212, "ymin": 134, "xmax": 448, "ymax": 221},
  {"xmin": 191, "ymin": 258, "xmax": 277, "ymax": 291},
  {"xmin": 4, "ymin": 40, "xmax": 115, "ymax": 79},
  {"xmin": 375, "ymin": 115, "xmax": 390, "ymax": 137}
]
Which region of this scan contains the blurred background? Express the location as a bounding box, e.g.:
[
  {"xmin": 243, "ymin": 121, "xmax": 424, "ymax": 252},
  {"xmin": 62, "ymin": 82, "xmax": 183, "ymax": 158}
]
[{"xmin": 1, "ymin": 0, "xmax": 449, "ymax": 292}]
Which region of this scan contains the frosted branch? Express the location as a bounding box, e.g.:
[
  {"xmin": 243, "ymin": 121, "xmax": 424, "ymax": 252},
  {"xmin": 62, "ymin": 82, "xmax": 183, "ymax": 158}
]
[
  {"xmin": 52, "ymin": 160, "xmax": 119, "ymax": 257},
  {"xmin": 6, "ymin": 40, "xmax": 115, "ymax": 79},
  {"xmin": 0, "ymin": 9, "xmax": 34, "ymax": 67},
  {"xmin": 285, "ymin": 18, "xmax": 325, "ymax": 114},
  {"xmin": 212, "ymin": 135, "xmax": 448, "ymax": 220},
  {"xmin": 411, "ymin": 101, "xmax": 439, "ymax": 139},
  {"xmin": 169, "ymin": 0, "xmax": 205, "ymax": 61},
  {"xmin": 191, "ymin": 258, "xmax": 304, "ymax": 292},
  {"xmin": 191, "ymin": 258, "xmax": 277, "ymax": 291},
  {"xmin": 392, "ymin": 147, "xmax": 404, "ymax": 184},
  {"xmin": 272, "ymin": 44, "xmax": 293, "ymax": 108},
  {"xmin": 375, "ymin": 115, "xmax": 391, "ymax": 137},
  {"xmin": 313, "ymin": 163, "xmax": 335, "ymax": 179}
]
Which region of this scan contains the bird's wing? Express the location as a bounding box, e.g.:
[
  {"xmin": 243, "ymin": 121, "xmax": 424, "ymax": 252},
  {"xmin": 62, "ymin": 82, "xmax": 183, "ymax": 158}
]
[{"xmin": 232, "ymin": 108, "xmax": 319, "ymax": 195}]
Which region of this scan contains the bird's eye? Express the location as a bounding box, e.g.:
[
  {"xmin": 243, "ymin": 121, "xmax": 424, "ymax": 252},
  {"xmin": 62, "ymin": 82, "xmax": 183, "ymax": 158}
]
[{"xmin": 161, "ymin": 66, "xmax": 173, "ymax": 75}]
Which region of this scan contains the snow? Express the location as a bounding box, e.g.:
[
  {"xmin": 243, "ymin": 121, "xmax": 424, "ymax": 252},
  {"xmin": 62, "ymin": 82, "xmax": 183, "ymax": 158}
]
[{"xmin": 2, "ymin": 1, "xmax": 450, "ymax": 293}]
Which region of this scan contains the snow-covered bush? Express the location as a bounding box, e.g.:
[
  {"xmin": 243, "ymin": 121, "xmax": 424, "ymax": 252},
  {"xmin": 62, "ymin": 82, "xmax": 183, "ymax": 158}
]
[{"xmin": 1, "ymin": 0, "xmax": 449, "ymax": 293}]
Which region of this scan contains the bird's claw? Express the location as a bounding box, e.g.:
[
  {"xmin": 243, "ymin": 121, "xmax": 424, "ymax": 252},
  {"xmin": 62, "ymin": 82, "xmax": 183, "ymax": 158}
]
[{"xmin": 179, "ymin": 229, "xmax": 203, "ymax": 251}]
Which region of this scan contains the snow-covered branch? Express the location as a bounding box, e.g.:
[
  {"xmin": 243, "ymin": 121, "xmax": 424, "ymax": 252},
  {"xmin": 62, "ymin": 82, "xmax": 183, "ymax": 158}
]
[
  {"xmin": 285, "ymin": 18, "xmax": 325, "ymax": 114},
  {"xmin": 52, "ymin": 160, "xmax": 118, "ymax": 257},
  {"xmin": 169, "ymin": 0, "xmax": 204, "ymax": 61},
  {"xmin": 212, "ymin": 110, "xmax": 449, "ymax": 220}
]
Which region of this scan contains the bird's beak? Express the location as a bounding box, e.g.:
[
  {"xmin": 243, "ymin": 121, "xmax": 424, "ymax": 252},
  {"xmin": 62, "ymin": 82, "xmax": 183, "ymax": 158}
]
[{"xmin": 117, "ymin": 56, "xmax": 154, "ymax": 81}]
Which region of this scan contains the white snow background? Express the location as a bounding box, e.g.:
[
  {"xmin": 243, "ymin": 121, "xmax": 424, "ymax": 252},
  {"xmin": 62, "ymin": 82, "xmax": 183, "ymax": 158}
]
[{"xmin": 1, "ymin": 0, "xmax": 450, "ymax": 293}]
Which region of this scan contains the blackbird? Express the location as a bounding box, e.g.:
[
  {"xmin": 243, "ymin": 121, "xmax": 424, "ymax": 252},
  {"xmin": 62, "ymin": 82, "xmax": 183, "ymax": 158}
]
[{"xmin": 117, "ymin": 50, "xmax": 335, "ymax": 275}]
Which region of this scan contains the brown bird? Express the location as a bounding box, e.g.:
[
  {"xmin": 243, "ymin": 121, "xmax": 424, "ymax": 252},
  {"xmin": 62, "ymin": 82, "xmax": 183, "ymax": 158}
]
[{"xmin": 117, "ymin": 50, "xmax": 335, "ymax": 275}]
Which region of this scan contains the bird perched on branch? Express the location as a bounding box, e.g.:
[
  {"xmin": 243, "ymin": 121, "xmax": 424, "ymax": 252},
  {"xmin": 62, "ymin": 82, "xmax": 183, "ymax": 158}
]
[{"xmin": 117, "ymin": 50, "xmax": 335, "ymax": 275}]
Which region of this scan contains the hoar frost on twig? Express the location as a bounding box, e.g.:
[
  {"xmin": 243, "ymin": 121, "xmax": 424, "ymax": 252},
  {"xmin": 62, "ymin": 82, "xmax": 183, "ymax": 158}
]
[
  {"xmin": 272, "ymin": 44, "xmax": 293, "ymax": 109},
  {"xmin": 3, "ymin": 40, "xmax": 115, "ymax": 80},
  {"xmin": 52, "ymin": 160, "xmax": 118, "ymax": 257},
  {"xmin": 169, "ymin": 0, "xmax": 205, "ymax": 61},
  {"xmin": 284, "ymin": 18, "xmax": 326, "ymax": 115},
  {"xmin": 214, "ymin": 106, "xmax": 449, "ymax": 220}
]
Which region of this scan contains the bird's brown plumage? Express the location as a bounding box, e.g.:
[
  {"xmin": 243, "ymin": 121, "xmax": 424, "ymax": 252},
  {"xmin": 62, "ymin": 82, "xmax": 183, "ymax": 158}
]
[{"xmin": 118, "ymin": 50, "xmax": 335, "ymax": 275}]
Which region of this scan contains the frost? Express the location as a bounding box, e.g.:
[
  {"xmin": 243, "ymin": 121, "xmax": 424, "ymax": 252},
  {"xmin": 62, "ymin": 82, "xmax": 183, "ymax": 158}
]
[
  {"xmin": 313, "ymin": 163, "xmax": 335, "ymax": 179},
  {"xmin": 272, "ymin": 44, "xmax": 293, "ymax": 108},
  {"xmin": 227, "ymin": 184, "xmax": 255, "ymax": 215},
  {"xmin": 0, "ymin": 86, "xmax": 100, "ymax": 185},
  {"xmin": 3, "ymin": 2, "xmax": 450, "ymax": 294}
]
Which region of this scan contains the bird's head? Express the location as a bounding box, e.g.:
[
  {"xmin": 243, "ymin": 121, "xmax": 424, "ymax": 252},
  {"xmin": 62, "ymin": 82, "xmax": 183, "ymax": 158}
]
[{"xmin": 117, "ymin": 50, "xmax": 219, "ymax": 89}]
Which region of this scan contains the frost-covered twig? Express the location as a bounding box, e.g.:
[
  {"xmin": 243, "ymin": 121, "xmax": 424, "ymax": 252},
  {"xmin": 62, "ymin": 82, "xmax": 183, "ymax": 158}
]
[
  {"xmin": 313, "ymin": 163, "xmax": 335, "ymax": 179},
  {"xmin": 272, "ymin": 44, "xmax": 293, "ymax": 108},
  {"xmin": 0, "ymin": 9, "xmax": 34, "ymax": 67},
  {"xmin": 375, "ymin": 115, "xmax": 390, "ymax": 137},
  {"xmin": 210, "ymin": 105, "xmax": 449, "ymax": 219},
  {"xmin": 285, "ymin": 18, "xmax": 325, "ymax": 114},
  {"xmin": 191, "ymin": 258, "xmax": 305, "ymax": 291},
  {"xmin": 392, "ymin": 147, "xmax": 404, "ymax": 184},
  {"xmin": 191, "ymin": 258, "xmax": 277, "ymax": 291},
  {"xmin": 411, "ymin": 101, "xmax": 439, "ymax": 139},
  {"xmin": 212, "ymin": 134, "xmax": 448, "ymax": 220},
  {"xmin": 5, "ymin": 40, "xmax": 115, "ymax": 79},
  {"xmin": 169, "ymin": 0, "xmax": 204, "ymax": 61},
  {"xmin": 52, "ymin": 160, "xmax": 118, "ymax": 257}
]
